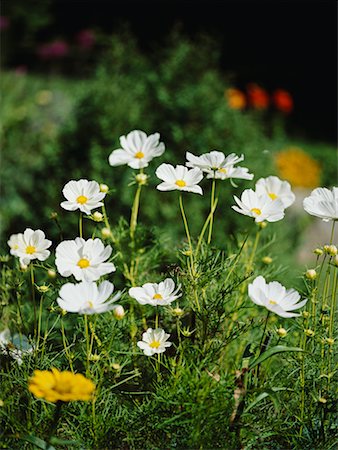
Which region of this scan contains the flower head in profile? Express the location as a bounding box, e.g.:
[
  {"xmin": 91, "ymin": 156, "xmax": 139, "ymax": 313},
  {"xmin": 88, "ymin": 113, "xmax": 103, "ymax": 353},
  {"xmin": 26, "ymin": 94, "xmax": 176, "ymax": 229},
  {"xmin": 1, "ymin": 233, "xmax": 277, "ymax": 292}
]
[
  {"xmin": 137, "ymin": 328, "xmax": 172, "ymax": 356},
  {"xmin": 61, "ymin": 179, "xmax": 106, "ymax": 215},
  {"xmin": 57, "ymin": 280, "xmax": 121, "ymax": 315},
  {"xmin": 29, "ymin": 368, "xmax": 95, "ymax": 402},
  {"xmin": 55, "ymin": 238, "xmax": 116, "ymax": 282},
  {"xmin": 255, "ymin": 176, "xmax": 295, "ymax": 208},
  {"xmin": 303, "ymin": 187, "xmax": 338, "ymax": 222},
  {"xmin": 232, "ymin": 189, "xmax": 285, "ymax": 222},
  {"xmin": 247, "ymin": 83, "xmax": 269, "ymax": 109},
  {"xmin": 248, "ymin": 276, "xmax": 307, "ymax": 318},
  {"xmin": 186, "ymin": 151, "xmax": 253, "ymax": 181},
  {"xmin": 109, "ymin": 130, "xmax": 165, "ymax": 169},
  {"xmin": 156, "ymin": 164, "xmax": 203, "ymax": 194},
  {"xmin": 129, "ymin": 278, "xmax": 181, "ymax": 306},
  {"xmin": 226, "ymin": 88, "xmax": 247, "ymax": 110},
  {"xmin": 0, "ymin": 329, "xmax": 33, "ymax": 365},
  {"xmin": 8, "ymin": 229, "xmax": 52, "ymax": 266},
  {"xmin": 273, "ymin": 89, "xmax": 293, "ymax": 114}
]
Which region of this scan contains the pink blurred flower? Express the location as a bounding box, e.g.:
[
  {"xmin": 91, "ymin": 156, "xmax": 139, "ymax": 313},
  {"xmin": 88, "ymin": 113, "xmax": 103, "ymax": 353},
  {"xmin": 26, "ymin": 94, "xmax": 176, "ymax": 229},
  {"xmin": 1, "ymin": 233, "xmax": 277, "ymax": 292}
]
[
  {"xmin": 37, "ymin": 40, "xmax": 69, "ymax": 59},
  {"xmin": 0, "ymin": 16, "xmax": 10, "ymax": 30},
  {"xmin": 76, "ymin": 29, "xmax": 96, "ymax": 50}
]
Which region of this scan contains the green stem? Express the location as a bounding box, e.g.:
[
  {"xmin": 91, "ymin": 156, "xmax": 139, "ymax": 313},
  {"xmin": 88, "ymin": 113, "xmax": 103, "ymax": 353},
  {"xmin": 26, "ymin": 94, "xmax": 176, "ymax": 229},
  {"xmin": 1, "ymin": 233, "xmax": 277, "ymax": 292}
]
[
  {"xmin": 179, "ymin": 193, "xmax": 194, "ymax": 273},
  {"xmin": 102, "ymin": 202, "xmax": 116, "ymax": 243},
  {"xmin": 36, "ymin": 294, "xmax": 44, "ymax": 355},
  {"xmin": 46, "ymin": 401, "xmax": 63, "ymax": 446},
  {"xmin": 30, "ymin": 264, "xmax": 37, "ymax": 340},
  {"xmin": 155, "ymin": 307, "xmax": 159, "ymax": 329},
  {"xmin": 84, "ymin": 315, "xmax": 90, "ymax": 377},
  {"xmin": 79, "ymin": 212, "xmax": 83, "ymax": 238},
  {"xmin": 61, "ymin": 319, "xmax": 74, "ymax": 372},
  {"xmin": 130, "ymin": 171, "xmax": 143, "ymax": 240},
  {"xmin": 195, "ymin": 197, "xmax": 219, "ymax": 257},
  {"xmin": 207, "ymin": 178, "xmax": 216, "ymax": 244},
  {"xmin": 329, "ymin": 220, "xmax": 336, "ymax": 244}
]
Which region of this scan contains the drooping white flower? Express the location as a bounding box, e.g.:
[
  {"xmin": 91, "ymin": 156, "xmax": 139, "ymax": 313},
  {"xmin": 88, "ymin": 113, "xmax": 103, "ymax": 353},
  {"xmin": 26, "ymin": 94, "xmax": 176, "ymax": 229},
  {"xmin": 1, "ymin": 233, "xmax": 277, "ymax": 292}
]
[
  {"xmin": 55, "ymin": 238, "xmax": 116, "ymax": 282},
  {"xmin": 232, "ymin": 189, "xmax": 285, "ymax": 222},
  {"xmin": 0, "ymin": 329, "xmax": 33, "ymax": 364},
  {"xmin": 248, "ymin": 276, "xmax": 307, "ymax": 318},
  {"xmin": 255, "ymin": 176, "xmax": 295, "ymax": 208},
  {"xmin": 108, "ymin": 130, "xmax": 165, "ymax": 169},
  {"xmin": 129, "ymin": 278, "xmax": 181, "ymax": 306},
  {"xmin": 137, "ymin": 328, "xmax": 172, "ymax": 356},
  {"xmin": 8, "ymin": 229, "xmax": 52, "ymax": 266},
  {"xmin": 156, "ymin": 164, "xmax": 203, "ymax": 195},
  {"xmin": 186, "ymin": 151, "xmax": 253, "ymax": 180},
  {"xmin": 303, "ymin": 187, "xmax": 338, "ymax": 221},
  {"xmin": 61, "ymin": 179, "xmax": 106, "ymax": 215},
  {"xmin": 57, "ymin": 280, "xmax": 121, "ymax": 315}
]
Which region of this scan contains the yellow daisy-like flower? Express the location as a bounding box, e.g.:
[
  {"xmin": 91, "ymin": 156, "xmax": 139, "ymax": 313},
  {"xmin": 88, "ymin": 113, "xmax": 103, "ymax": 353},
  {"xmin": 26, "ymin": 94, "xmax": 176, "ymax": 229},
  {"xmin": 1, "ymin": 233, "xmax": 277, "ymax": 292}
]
[
  {"xmin": 28, "ymin": 368, "xmax": 95, "ymax": 402},
  {"xmin": 275, "ymin": 147, "xmax": 321, "ymax": 188}
]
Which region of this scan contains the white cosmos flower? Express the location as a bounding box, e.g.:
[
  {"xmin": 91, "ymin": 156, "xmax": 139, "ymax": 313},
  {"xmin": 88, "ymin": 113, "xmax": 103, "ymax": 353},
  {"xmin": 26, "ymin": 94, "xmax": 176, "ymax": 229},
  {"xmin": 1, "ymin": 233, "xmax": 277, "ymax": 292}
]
[
  {"xmin": 232, "ymin": 189, "xmax": 285, "ymax": 222},
  {"xmin": 186, "ymin": 150, "xmax": 253, "ymax": 180},
  {"xmin": 156, "ymin": 164, "xmax": 203, "ymax": 195},
  {"xmin": 0, "ymin": 329, "xmax": 33, "ymax": 365},
  {"xmin": 108, "ymin": 130, "xmax": 165, "ymax": 169},
  {"xmin": 55, "ymin": 238, "xmax": 116, "ymax": 282},
  {"xmin": 8, "ymin": 229, "xmax": 52, "ymax": 266},
  {"xmin": 248, "ymin": 276, "xmax": 307, "ymax": 318},
  {"xmin": 137, "ymin": 328, "xmax": 172, "ymax": 356},
  {"xmin": 61, "ymin": 179, "xmax": 106, "ymax": 215},
  {"xmin": 129, "ymin": 278, "xmax": 181, "ymax": 306},
  {"xmin": 303, "ymin": 187, "xmax": 338, "ymax": 221},
  {"xmin": 57, "ymin": 280, "xmax": 121, "ymax": 315},
  {"xmin": 255, "ymin": 176, "xmax": 295, "ymax": 208}
]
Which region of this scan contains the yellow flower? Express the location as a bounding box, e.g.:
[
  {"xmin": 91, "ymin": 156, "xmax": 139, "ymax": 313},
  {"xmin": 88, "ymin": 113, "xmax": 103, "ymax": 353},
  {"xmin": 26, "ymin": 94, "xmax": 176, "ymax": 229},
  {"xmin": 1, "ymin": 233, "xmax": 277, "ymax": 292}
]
[
  {"xmin": 275, "ymin": 147, "xmax": 321, "ymax": 188},
  {"xmin": 28, "ymin": 368, "xmax": 95, "ymax": 402}
]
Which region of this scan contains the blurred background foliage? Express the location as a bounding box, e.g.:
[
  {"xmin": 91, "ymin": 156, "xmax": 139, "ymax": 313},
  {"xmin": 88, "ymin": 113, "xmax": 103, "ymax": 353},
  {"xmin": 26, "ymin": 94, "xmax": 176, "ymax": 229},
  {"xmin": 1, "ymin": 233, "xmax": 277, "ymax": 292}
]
[{"xmin": 0, "ymin": 1, "xmax": 336, "ymax": 271}]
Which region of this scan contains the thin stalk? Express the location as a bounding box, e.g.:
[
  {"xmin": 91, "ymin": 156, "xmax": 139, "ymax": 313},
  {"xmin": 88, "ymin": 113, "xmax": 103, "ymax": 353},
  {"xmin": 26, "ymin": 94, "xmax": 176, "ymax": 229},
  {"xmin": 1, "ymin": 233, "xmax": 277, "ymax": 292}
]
[
  {"xmin": 130, "ymin": 171, "xmax": 144, "ymax": 240},
  {"xmin": 195, "ymin": 197, "xmax": 219, "ymax": 257},
  {"xmin": 36, "ymin": 294, "xmax": 44, "ymax": 355},
  {"xmin": 84, "ymin": 314, "xmax": 90, "ymax": 377},
  {"xmin": 79, "ymin": 212, "xmax": 83, "ymax": 238},
  {"xmin": 155, "ymin": 307, "xmax": 159, "ymax": 329},
  {"xmin": 30, "ymin": 264, "xmax": 37, "ymax": 340},
  {"xmin": 179, "ymin": 193, "xmax": 194, "ymax": 273},
  {"xmin": 102, "ymin": 202, "xmax": 116, "ymax": 243},
  {"xmin": 46, "ymin": 401, "xmax": 63, "ymax": 447},
  {"xmin": 61, "ymin": 319, "xmax": 74, "ymax": 372},
  {"xmin": 207, "ymin": 178, "xmax": 216, "ymax": 244},
  {"xmin": 254, "ymin": 310, "xmax": 270, "ymax": 386}
]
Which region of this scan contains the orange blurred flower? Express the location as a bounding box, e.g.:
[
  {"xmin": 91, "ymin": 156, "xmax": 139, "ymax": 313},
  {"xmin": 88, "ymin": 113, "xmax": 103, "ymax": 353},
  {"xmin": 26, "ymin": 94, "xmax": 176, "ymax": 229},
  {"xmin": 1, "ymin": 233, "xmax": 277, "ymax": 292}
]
[
  {"xmin": 275, "ymin": 147, "xmax": 321, "ymax": 188},
  {"xmin": 247, "ymin": 83, "xmax": 269, "ymax": 109},
  {"xmin": 273, "ymin": 89, "xmax": 294, "ymax": 113},
  {"xmin": 226, "ymin": 88, "xmax": 247, "ymax": 110}
]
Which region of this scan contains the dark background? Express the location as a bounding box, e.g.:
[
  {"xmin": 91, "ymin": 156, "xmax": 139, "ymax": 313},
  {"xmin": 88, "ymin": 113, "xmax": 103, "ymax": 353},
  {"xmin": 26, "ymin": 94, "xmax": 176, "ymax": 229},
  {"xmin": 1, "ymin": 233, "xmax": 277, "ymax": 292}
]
[{"xmin": 3, "ymin": 0, "xmax": 337, "ymax": 142}]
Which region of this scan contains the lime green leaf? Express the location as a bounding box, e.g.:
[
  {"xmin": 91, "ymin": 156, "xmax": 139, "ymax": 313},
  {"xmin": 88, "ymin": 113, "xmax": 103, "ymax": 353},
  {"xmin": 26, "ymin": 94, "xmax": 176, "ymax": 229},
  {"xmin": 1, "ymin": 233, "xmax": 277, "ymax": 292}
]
[
  {"xmin": 249, "ymin": 346, "xmax": 304, "ymax": 369},
  {"xmin": 245, "ymin": 387, "xmax": 291, "ymax": 413},
  {"xmin": 19, "ymin": 434, "xmax": 56, "ymax": 450}
]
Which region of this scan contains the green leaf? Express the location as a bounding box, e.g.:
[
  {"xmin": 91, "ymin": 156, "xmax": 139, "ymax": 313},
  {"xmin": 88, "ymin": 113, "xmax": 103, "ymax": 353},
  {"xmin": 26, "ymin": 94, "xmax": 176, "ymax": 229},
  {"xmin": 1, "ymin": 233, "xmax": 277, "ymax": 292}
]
[
  {"xmin": 245, "ymin": 387, "xmax": 291, "ymax": 413},
  {"xmin": 19, "ymin": 434, "xmax": 56, "ymax": 450},
  {"xmin": 249, "ymin": 346, "xmax": 304, "ymax": 369}
]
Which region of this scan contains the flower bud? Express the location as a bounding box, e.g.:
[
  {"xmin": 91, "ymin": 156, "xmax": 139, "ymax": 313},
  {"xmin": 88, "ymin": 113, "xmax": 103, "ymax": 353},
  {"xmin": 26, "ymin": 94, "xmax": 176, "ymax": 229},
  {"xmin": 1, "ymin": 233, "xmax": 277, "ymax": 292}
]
[
  {"xmin": 305, "ymin": 269, "xmax": 317, "ymax": 280},
  {"xmin": 334, "ymin": 255, "xmax": 338, "ymax": 267},
  {"xmin": 172, "ymin": 307, "xmax": 184, "ymax": 317},
  {"xmin": 99, "ymin": 183, "xmax": 109, "ymax": 193},
  {"xmin": 181, "ymin": 327, "xmax": 194, "ymax": 337},
  {"xmin": 135, "ymin": 173, "xmax": 148, "ymax": 185},
  {"xmin": 302, "ymin": 311, "xmax": 310, "ymax": 319},
  {"xmin": 111, "ymin": 363, "xmax": 121, "ymax": 370},
  {"xmin": 50, "ymin": 212, "xmax": 58, "ymax": 220},
  {"xmin": 318, "ymin": 397, "xmax": 327, "ymax": 404},
  {"xmin": 304, "ymin": 329, "xmax": 315, "ymax": 337},
  {"xmin": 182, "ymin": 250, "xmax": 193, "ymax": 256},
  {"xmin": 326, "ymin": 338, "xmax": 335, "ymax": 346},
  {"xmin": 262, "ymin": 256, "xmax": 273, "ymax": 264},
  {"xmin": 92, "ymin": 211, "xmax": 103, "ymax": 222},
  {"xmin": 37, "ymin": 285, "xmax": 49, "ymax": 293},
  {"xmin": 113, "ymin": 305, "xmax": 125, "ymax": 320},
  {"xmin": 89, "ymin": 353, "xmax": 100, "ymax": 362},
  {"xmin": 0, "ymin": 399, "xmax": 4, "ymax": 407},
  {"xmin": 327, "ymin": 245, "xmax": 337, "ymax": 256},
  {"xmin": 47, "ymin": 269, "xmax": 57, "ymax": 279},
  {"xmin": 101, "ymin": 227, "xmax": 112, "ymax": 238},
  {"xmin": 61, "ymin": 309, "xmax": 67, "ymax": 316},
  {"xmin": 313, "ymin": 248, "xmax": 323, "ymax": 255},
  {"xmin": 277, "ymin": 327, "xmax": 287, "ymax": 338}
]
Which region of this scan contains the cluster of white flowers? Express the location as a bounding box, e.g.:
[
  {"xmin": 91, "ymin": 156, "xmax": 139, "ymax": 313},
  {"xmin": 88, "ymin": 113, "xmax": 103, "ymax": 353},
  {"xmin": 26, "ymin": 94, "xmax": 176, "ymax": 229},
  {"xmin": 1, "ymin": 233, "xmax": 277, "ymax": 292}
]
[{"xmin": 6, "ymin": 128, "xmax": 336, "ymax": 362}]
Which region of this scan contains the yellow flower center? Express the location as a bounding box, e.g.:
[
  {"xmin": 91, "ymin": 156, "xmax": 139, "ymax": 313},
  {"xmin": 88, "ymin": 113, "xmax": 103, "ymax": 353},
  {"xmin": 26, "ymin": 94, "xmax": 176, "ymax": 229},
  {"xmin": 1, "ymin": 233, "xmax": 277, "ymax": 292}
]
[
  {"xmin": 77, "ymin": 258, "xmax": 90, "ymax": 269},
  {"xmin": 76, "ymin": 195, "xmax": 88, "ymax": 205},
  {"xmin": 87, "ymin": 301, "xmax": 94, "ymax": 308},
  {"xmin": 268, "ymin": 192, "xmax": 278, "ymax": 200},
  {"xmin": 175, "ymin": 179, "xmax": 186, "ymax": 187},
  {"xmin": 251, "ymin": 208, "xmax": 262, "ymax": 216},
  {"xmin": 25, "ymin": 245, "xmax": 36, "ymax": 254},
  {"xmin": 269, "ymin": 299, "xmax": 277, "ymax": 305},
  {"xmin": 153, "ymin": 293, "xmax": 163, "ymax": 300},
  {"xmin": 134, "ymin": 151, "xmax": 144, "ymax": 159},
  {"xmin": 218, "ymin": 168, "xmax": 227, "ymax": 174},
  {"xmin": 149, "ymin": 340, "xmax": 161, "ymax": 348}
]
